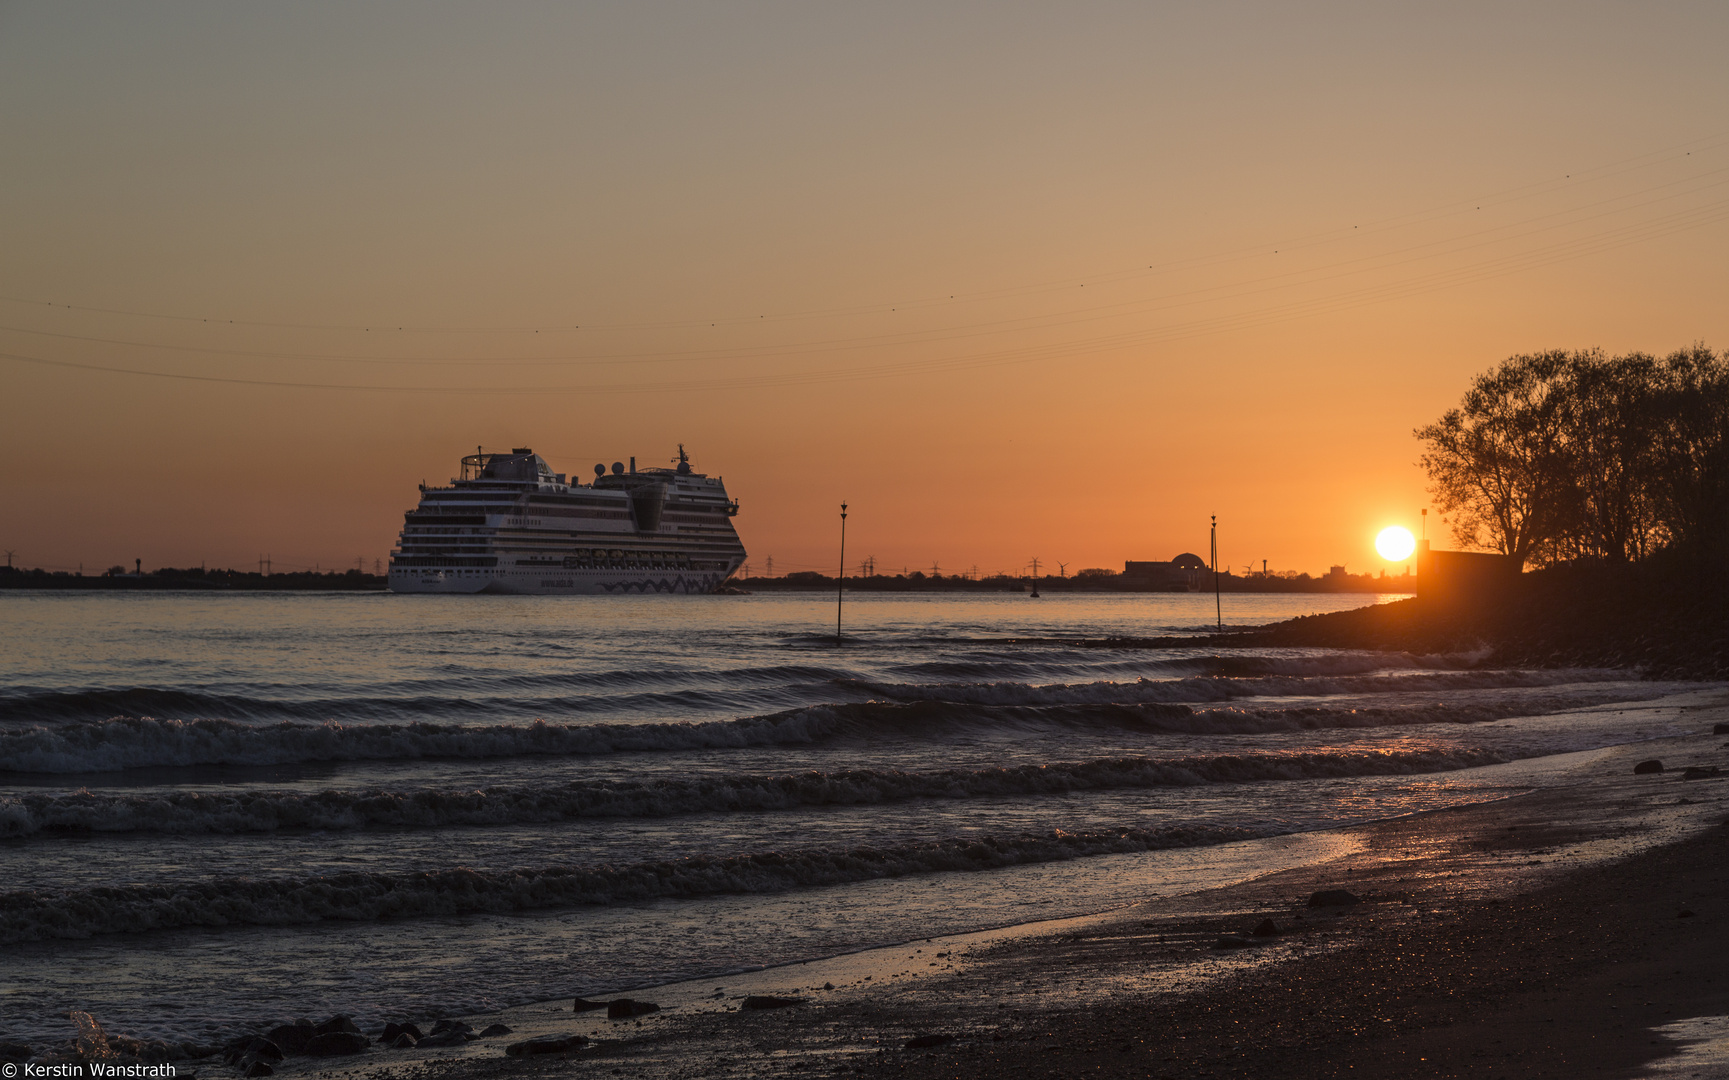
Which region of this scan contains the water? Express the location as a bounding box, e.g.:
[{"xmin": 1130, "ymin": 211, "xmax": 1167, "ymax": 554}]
[{"xmin": 0, "ymin": 590, "xmax": 1707, "ymax": 1051}]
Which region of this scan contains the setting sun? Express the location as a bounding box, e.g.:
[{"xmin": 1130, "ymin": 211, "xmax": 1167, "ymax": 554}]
[{"xmin": 1375, "ymin": 525, "xmax": 1416, "ymax": 562}]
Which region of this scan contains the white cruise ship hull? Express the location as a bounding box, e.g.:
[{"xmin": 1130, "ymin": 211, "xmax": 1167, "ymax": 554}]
[
  {"xmin": 387, "ymin": 447, "xmax": 747, "ymax": 598},
  {"xmin": 389, "ymin": 566, "xmax": 737, "ymax": 596}
]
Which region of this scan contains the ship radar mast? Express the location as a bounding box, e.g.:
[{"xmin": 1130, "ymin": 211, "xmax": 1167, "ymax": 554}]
[{"xmin": 676, "ymin": 444, "xmax": 692, "ymax": 475}]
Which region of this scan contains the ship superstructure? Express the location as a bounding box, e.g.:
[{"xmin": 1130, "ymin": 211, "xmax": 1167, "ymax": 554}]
[{"xmin": 388, "ymin": 446, "xmax": 746, "ymax": 594}]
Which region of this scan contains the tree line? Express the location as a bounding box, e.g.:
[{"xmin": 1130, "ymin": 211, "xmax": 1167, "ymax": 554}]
[{"xmin": 1417, "ymin": 344, "xmax": 1729, "ymax": 571}]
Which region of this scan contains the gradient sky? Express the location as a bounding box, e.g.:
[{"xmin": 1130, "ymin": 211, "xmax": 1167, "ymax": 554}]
[{"xmin": 3, "ymin": 2, "xmax": 1726, "ymax": 577}]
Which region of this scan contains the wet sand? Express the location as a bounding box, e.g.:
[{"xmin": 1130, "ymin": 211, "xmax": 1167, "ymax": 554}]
[{"xmin": 288, "ymin": 696, "xmax": 1729, "ymax": 1080}]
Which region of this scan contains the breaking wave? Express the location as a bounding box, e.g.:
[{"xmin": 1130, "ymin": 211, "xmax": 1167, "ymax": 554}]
[
  {"xmin": 0, "ymin": 711, "xmax": 854, "ymax": 774},
  {"xmin": 840, "ymin": 668, "xmax": 1627, "ymax": 706},
  {"xmin": 0, "ymin": 683, "xmax": 1660, "ymax": 775},
  {"xmin": 0, "ymin": 824, "xmax": 1266, "ymax": 942},
  {"xmin": 0, "ymin": 747, "xmax": 1505, "ymax": 836}
]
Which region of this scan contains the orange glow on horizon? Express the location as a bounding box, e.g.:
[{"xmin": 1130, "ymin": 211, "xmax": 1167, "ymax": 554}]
[{"xmin": 1, "ymin": 6, "xmax": 1725, "ymax": 579}]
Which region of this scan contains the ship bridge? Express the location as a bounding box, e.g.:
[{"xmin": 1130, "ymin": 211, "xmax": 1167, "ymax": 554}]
[{"xmin": 461, "ymin": 448, "xmax": 562, "ymax": 486}]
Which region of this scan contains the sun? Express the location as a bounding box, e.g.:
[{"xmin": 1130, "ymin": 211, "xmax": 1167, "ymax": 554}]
[{"xmin": 1375, "ymin": 525, "xmax": 1416, "ymax": 562}]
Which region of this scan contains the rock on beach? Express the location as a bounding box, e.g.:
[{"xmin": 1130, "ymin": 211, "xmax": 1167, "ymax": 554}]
[
  {"xmin": 504, "ymin": 1035, "xmax": 588, "ymax": 1056},
  {"xmin": 380, "ymin": 1023, "xmax": 422, "ymax": 1044},
  {"xmin": 302, "ymin": 1032, "xmax": 369, "ymax": 1057},
  {"xmin": 607, "ymin": 999, "xmax": 660, "ymax": 1018},
  {"xmin": 264, "ymin": 1024, "xmax": 312, "ymax": 1055}
]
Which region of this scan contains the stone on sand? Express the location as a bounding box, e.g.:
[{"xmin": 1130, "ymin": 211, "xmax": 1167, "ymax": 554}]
[
  {"xmin": 227, "ymin": 1036, "xmax": 283, "ymax": 1066},
  {"xmin": 572, "ymin": 999, "xmax": 609, "ymax": 1013},
  {"xmin": 504, "ymin": 1035, "xmax": 589, "ymax": 1057},
  {"xmin": 313, "ymin": 1016, "xmax": 360, "ymax": 1037},
  {"xmin": 477, "ymin": 1024, "xmax": 512, "ymax": 1038},
  {"xmin": 380, "ymin": 1023, "xmax": 422, "ymax": 1044},
  {"xmin": 904, "ymin": 1034, "xmax": 955, "ymax": 1049},
  {"xmin": 302, "ymin": 1032, "xmax": 369, "ymax": 1057},
  {"xmin": 1307, "ymin": 889, "xmax": 1361, "ymax": 907},
  {"xmin": 1253, "ymin": 919, "xmax": 1280, "ymax": 936},
  {"xmin": 741, "ymin": 996, "xmax": 804, "ymax": 1010},
  {"xmin": 243, "ymin": 1062, "xmax": 273, "ymax": 1077},
  {"xmin": 1633, "ymin": 759, "xmax": 1665, "ymax": 775},
  {"xmin": 606, "ymin": 999, "xmax": 660, "ymax": 1019},
  {"xmin": 264, "ymin": 1024, "xmax": 312, "ymax": 1055}
]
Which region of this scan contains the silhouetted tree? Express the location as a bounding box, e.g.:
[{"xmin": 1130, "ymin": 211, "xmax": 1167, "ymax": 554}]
[
  {"xmin": 1649, "ymin": 344, "xmax": 1729, "ymax": 567},
  {"xmin": 1418, "ymin": 344, "xmax": 1726, "ymax": 570},
  {"xmin": 1415, "ymin": 351, "xmax": 1575, "ymax": 568},
  {"xmin": 1549, "ymin": 350, "xmax": 1664, "ymax": 564}
]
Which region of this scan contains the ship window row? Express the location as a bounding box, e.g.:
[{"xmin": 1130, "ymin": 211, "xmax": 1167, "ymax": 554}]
[
  {"xmin": 512, "ymin": 550, "xmax": 714, "ymax": 570},
  {"xmin": 391, "ymin": 556, "xmax": 499, "ymax": 568},
  {"xmin": 399, "ymin": 546, "xmax": 493, "ymax": 556}
]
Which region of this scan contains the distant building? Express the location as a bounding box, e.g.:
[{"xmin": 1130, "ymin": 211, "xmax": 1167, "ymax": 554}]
[{"xmin": 1122, "ymin": 553, "xmax": 1208, "ymax": 591}]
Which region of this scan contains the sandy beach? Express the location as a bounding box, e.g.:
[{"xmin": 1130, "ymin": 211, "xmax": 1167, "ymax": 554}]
[{"xmin": 251, "ymin": 689, "xmax": 1729, "ymax": 1080}]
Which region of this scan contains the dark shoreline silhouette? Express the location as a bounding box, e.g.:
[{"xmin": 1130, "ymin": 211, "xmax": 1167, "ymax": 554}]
[
  {"xmin": 0, "ymin": 566, "xmax": 387, "ymax": 591},
  {"xmin": 1227, "ymin": 559, "xmax": 1728, "ymax": 679},
  {"xmin": 741, "ymin": 569, "xmax": 1414, "ymax": 594}
]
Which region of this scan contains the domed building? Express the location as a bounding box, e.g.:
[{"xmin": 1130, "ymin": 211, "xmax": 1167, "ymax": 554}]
[{"xmin": 1121, "ymin": 553, "xmax": 1208, "ymax": 591}]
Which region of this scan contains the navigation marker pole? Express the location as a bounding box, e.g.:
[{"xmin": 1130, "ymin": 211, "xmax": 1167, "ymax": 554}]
[
  {"xmin": 836, "ymin": 502, "xmax": 848, "ymax": 645},
  {"xmin": 1211, "ymin": 515, "xmax": 1221, "ymax": 631}
]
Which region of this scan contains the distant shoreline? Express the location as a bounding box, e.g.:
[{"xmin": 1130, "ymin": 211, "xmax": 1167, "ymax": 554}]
[
  {"xmin": 0, "ymin": 567, "xmax": 1410, "ymax": 595},
  {"xmin": 742, "ymin": 570, "xmax": 1412, "ymax": 595},
  {"xmin": 0, "ymin": 568, "xmax": 387, "ymax": 591}
]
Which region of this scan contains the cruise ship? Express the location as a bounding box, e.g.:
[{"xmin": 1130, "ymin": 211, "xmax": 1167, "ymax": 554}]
[{"xmin": 388, "ymin": 446, "xmax": 746, "ymax": 594}]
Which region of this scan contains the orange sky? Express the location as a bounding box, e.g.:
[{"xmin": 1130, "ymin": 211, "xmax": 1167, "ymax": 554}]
[{"xmin": 3, "ymin": 4, "xmax": 1727, "ymax": 577}]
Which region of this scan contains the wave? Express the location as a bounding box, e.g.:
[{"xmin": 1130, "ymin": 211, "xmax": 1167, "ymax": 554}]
[
  {"xmin": 0, "ymin": 712, "xmax": 856, "ymax": 774},
  {"xmin": 0, "ymin": 747, "xmax": 1506, "ymax": 836},
  {"xmin": 0, "ymin": 684, "xmax": 1659, "ymax": 775},
  {"xmin": 840, "ymin": 668, "xmax": 1628, "ymax": 706},
  {"xmin": 0, "ymin": 824, "xmax": 1266, "ymax": 942},
  {"xmin": 0, "ymin": 673, "xmax": 839, "ymax": 727},
  {"xmin": 1137, "ymin": 651, "xmax": 1475, "ymax": 678}
]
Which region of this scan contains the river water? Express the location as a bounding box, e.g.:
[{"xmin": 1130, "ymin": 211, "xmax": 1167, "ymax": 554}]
[{"xmin": 0, "ymin": 590, "xmax": 1702, "ymax": 1050}]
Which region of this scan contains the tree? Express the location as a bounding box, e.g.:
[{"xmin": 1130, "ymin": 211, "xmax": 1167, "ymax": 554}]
[
  {"xmin": 1415, "ymin": 351, "xmax": 1575, "ymax": 568},
  {"xmin": 1649, "ymin": 344, "xmax": 1729, "ymax": 566},
  {"xmin": 1549, "ymin": 350, "xmax": 1665, "ymax": 564},
  {"xmin": 1418, "ymin": 344, "xmax": 1726, "ymax": 572}
]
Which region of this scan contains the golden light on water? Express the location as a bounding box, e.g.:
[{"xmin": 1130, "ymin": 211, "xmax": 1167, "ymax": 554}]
[{"xmin": 1375, "ymin": 526, "xmax": 1416, "ymax": 562}]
